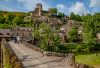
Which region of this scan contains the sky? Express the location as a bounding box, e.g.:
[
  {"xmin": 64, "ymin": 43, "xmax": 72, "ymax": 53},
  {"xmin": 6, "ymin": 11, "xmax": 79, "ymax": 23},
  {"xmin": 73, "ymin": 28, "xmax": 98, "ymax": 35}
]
[{"xmin": 0, "ymin": 0, "xmax": 100, "ymax": 15}]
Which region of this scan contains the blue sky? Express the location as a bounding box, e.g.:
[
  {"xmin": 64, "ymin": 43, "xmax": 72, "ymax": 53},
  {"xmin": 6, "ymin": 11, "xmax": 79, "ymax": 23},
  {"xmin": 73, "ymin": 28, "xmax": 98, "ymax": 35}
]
[{"xmin": 0, "ymin": 0, "xmax": 100, "ymax": 15}]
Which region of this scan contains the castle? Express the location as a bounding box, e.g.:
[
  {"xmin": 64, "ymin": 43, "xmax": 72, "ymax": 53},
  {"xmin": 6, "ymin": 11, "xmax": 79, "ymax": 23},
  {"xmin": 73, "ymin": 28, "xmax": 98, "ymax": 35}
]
[
  {"xmin": 32, "ymin": 3, "xmax": 55, "ymax": 17},
  {"xmin": 31, "ymin": 3, "xmax": 68, "ymax": 27}
]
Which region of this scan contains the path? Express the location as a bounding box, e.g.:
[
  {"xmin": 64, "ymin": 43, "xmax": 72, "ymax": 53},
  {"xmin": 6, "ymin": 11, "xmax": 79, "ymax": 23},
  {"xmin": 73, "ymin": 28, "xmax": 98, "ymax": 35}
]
[{"xmin": 9, "ymin": 41, "xmax": 74, "ymax": 68}]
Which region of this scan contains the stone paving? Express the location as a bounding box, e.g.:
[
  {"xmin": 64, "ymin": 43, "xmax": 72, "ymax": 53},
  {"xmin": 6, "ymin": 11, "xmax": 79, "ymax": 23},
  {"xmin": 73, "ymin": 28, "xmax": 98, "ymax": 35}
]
[{"xmin": 9, "ymin": 42, "xmax": 74, "ymax": 68}]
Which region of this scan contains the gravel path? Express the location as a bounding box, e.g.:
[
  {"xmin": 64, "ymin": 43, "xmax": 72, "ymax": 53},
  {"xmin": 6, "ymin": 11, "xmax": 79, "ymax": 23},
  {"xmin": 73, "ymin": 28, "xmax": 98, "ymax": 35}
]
[{"xmin": 9, "ymin": 41, "xmax": 74, "ymax": 68}]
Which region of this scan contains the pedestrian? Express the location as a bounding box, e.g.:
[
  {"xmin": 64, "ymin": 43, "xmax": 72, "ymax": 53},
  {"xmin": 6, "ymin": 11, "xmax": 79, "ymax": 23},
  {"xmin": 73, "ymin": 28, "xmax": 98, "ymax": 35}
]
[{"xmin": 17, "ymin": 36, "xmax": 20, "ymax": 43}]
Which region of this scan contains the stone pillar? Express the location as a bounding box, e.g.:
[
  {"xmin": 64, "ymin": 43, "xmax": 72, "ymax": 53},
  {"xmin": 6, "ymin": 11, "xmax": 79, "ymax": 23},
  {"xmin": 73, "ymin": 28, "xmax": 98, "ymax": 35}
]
[
  {"xmin": 65, "ymin": 53, "xmax": 75, "ymax": 66},
  {"xmin": 36, "ymin": 3, "xmax": 42, "ymax": 16}
]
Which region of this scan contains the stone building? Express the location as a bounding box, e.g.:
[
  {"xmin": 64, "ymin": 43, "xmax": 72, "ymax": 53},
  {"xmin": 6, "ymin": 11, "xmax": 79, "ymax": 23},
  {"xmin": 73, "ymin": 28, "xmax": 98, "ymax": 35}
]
[
  {"xmin": 0, "ymin": 29, "xmax": 12, "ymax": 41},
  {"xmin": 0, "ymin": 27, "xmax": 33, "ymax": 41},
  {"xmin": 0, "ymin": 29, "xmax": 12, "ymax": 38},
  {"xmin": 33, "ymin": 3, "xmax": 42, "ymax": 16},
  {"xmin": 60, "ymin": 20, "xmax": 77, "ymax": 34},
  {"xmin": 32, "ymin": 3, "xmax": 67, "ymax": 27},
  {"xmin": 32, "ymin": 3, "xmax": 57, "ymax": 17},
  {"xmin": 11, "ymin": 27, "xmax": 33, "ymax": 41}
]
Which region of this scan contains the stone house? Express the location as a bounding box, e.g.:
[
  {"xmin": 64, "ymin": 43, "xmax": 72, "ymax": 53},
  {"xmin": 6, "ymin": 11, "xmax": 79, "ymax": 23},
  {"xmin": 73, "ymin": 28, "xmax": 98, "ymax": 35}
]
[
  {"xmin": 11, "ymin": 27, "xmax": 33, "ymax": 41},
  {"xmin": 0, "ymin": 29, "xmax": 12, "ymax": 41},
  {"xmin": 60, "ymin": 20, "xmax": 77, "ymax": 34},
  {"xmin": 0, "ymin": 29, "xmax": 12, "ymax": 38},
  {"xmin": 0, "ymin": 27, "xmax": 33, "ymax": 41}
]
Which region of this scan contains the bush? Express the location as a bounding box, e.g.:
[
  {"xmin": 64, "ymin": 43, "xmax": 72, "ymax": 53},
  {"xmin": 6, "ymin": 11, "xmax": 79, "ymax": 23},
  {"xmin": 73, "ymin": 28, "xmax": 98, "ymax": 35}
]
[{"xmin": 76, "ymin": 44, "xmax": 82, "ymax": 52}]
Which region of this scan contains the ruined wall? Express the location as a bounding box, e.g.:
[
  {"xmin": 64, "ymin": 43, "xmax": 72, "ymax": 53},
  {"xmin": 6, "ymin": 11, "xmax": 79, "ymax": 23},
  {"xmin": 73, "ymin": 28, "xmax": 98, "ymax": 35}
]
[{"xmin": 33, "ymin": 3, "xmax": 42, "ymax": 17}]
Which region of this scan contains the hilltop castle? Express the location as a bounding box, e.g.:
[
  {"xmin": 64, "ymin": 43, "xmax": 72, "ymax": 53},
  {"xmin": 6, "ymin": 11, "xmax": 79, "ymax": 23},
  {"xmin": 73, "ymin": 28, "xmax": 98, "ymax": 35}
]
[
  {"xmin": 32, "ymin": 3, "xmax": 55, "ymax": 17},
  {"xmin": 31, "ymin": 3, "xmax": 68, "ymax": 28}
]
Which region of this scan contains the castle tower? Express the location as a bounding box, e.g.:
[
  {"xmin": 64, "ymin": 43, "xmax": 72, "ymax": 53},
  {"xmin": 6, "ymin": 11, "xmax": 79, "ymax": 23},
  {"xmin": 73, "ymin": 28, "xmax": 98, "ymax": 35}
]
[{"xmin": 36, "ymin": 3, "xmax": 42, "ymax": 16}]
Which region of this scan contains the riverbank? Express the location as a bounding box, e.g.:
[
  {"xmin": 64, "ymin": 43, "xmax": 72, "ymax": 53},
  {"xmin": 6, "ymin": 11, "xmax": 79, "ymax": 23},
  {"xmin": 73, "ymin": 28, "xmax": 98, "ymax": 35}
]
[{"xmin": 75, "ymin": 52, "xmax": 100, "ymax": 68}]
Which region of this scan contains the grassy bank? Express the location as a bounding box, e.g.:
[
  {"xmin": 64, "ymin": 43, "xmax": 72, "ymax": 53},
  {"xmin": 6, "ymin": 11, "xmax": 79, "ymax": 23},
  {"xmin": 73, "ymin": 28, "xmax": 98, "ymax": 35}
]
[{"xmin": 75, "ymin": 52, "xmax": 100, "ymax": 68}]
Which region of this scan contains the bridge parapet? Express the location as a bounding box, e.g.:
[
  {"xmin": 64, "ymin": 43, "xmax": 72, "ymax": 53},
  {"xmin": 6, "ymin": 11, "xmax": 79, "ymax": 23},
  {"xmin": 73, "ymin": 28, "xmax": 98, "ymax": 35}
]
[{"xmin": 0, "ymin": 39, "xmax": 23, "ymax": 68}]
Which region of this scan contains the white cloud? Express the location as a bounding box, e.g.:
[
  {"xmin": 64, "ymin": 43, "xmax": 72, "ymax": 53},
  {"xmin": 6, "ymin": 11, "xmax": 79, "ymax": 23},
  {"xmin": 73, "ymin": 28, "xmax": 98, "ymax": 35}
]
[
  {"xmin": 89, "ymin": 0, "xmax": 100, "ymax": 8},
  {"xmin": 17, "ymin": 0, "xmax": 50, "ymax": 11},
  {"xmin": 56, "ymin": 4, "xmax": 69, "ymax": 14},
  {"xmin": 57, "ymin": 4, "xmax": 65, "ymax": 10},
  {"xmin": 69, "ymin": 2, "xmax": 89, "ymax": 15}
]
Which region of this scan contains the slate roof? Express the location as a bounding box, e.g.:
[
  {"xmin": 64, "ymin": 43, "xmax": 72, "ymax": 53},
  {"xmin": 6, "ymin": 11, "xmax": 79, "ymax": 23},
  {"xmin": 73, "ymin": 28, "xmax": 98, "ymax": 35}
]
[
  {"xmin": 12, "ymin": 27, "xmax": 33, "ymax": 31},
  {"xmin": 0, "ymin": 29, "xmax": 12, "ymax": 37}
]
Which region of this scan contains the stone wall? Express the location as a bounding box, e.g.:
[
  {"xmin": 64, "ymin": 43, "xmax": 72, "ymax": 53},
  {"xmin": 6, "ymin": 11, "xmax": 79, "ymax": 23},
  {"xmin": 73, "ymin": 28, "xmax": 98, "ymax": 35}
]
[{"xmin": 1, "ymin": 39, "xmax": 23, "ymax": 68}]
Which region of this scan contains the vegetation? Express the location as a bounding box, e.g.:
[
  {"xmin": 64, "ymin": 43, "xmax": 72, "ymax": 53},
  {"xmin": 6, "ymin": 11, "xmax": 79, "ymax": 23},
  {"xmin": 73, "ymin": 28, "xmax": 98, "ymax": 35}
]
[
  {"xmin": 50, "ymin": 8, "xmax": 58, "ymax": 15},
  {"xmin": 57, "ymin": 12, "xmax": 65, "ymax": 18},
  {"xmin": 0, "ymin": 11, "xmax": 32, "ymax": 29},
  {"xmin": 75, "ymin": 53, "xmax": 100, "ymax": 67},
  {"xmin": 68, "ymin": 27, "xmax": 78, "ymax": 42},
  {"xmin": 32, "ymin": 11, "xmax": 100, "ymax": 54}
]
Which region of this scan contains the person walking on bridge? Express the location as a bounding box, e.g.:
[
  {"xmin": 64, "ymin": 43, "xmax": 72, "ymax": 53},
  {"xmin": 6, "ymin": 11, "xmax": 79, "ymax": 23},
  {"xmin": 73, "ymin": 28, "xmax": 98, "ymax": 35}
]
[{"xmin": 17, "ymin": 36, "xmax": 20, "ymax": 43}]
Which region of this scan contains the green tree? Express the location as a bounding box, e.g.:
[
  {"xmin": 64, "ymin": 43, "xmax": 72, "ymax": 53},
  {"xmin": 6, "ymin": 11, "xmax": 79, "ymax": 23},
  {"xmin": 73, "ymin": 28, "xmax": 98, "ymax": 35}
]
[
  {"xmin": 53, "ymin": 33, "xmax": 61, "ymax": 46},
  {"xmin": 39, "ymin": 23, "xmax": 53, "ymax": 50},
  {"xmin": 57, "ymin": 12, "xmax": 65, "ymax": 18},
  {"xmin": 70, "ymin": 12, "xmax": 76, "ymax": 20},
  {"xmin": 68, "ymin": 27, "xmax": 78, "ymax": 42},
  {"xmin": 51, "ymin": 8, "xmax": 58, "ymax": 15},
  {"xmin": 12, "ymin": 17, "xmax": 22, "ymax": 26},
  {"xmin": 75, "ymin": 14, "xmax": 82, "ymax": 21},
  {"xmin": 83, "ymin": 20, "xmax": 96, "ymax": 53},
  {"xmin": 0, "ymin": 15, "xmax": 5, "ymax": 24}
]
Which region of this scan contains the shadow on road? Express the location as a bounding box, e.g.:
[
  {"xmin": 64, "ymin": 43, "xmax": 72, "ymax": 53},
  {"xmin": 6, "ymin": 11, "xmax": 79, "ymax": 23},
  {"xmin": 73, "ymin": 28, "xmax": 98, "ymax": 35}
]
[
  {"xmin": 20, "ymin": 55, "xmax": 44, "ymax": 62},
  {"xmin": 24, "ymin": 58, "xmax": 64, "ymax": 68}
]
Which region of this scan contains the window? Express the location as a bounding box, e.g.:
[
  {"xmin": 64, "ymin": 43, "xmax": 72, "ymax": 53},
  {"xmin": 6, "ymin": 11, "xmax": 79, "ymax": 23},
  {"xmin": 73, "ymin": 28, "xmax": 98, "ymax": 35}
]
[
  {"xmin": 17, "ymin": 33, "xmax": 19, "ymax": 35},
  {"xmin": 7, "ymin": 33, "xmax": 10, "ymax": 35},
  {"xmin": 17, "ymin": 28, "xmax": 20, "ymax": 30},
  {"xmin": 30, "ymin": 34, "xmax": 32, "ymax": 36},
  {"xmin": 23, "ymin": 29, "xmax": 25, "ymax": 31},
  {"xmin": 0, "ymin": 33, "xmax": 3, "ymax": 35}
]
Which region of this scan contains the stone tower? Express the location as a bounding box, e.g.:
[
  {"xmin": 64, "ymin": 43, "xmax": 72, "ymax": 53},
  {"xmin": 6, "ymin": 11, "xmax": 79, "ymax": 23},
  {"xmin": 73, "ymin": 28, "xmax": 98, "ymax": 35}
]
[{"xmin": 36, "ymin": 3, "xmax": 42, "ymax": 16}]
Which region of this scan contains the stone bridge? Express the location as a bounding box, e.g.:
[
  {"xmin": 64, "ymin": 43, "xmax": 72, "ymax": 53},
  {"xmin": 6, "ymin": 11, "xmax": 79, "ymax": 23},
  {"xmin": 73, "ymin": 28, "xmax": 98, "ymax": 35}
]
[
  {"xmin": 8, "ymin": 41, "xmax": 74, "ymax": 68},
  {"xmin": 0, "ymin": 39, "xmax": 91, "ymax": 68}
]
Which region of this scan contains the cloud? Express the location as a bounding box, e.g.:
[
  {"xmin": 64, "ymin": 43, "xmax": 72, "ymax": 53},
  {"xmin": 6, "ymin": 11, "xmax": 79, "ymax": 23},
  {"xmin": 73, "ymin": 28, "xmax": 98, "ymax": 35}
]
[
  {"xmin": 57, "ymin": 4, "xmax": 65, "ymax": 10},
  {"xmin": 17, "ymin": 0, "xmax": 50, "ymax": 11},
  {"xmin": 89, "ymin": 0, "xmax": 100, "ymax": 8},
  {"xmin": 56, "ymin": 4, "xmax": 69, "ymax": 15},
  {"xmin": 0, "ymin": 0, "xmax": 50, "ymax": 12},
  {"xmin": 69, "ymin": 2, "xmax": 89, "ymax": 15}
]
